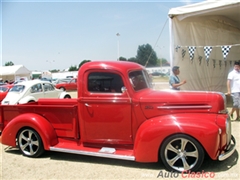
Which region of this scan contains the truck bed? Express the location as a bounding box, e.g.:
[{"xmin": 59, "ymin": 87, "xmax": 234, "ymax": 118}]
[{"xmin": 0, "ymin": 98, "xmax": 79, "ymax": 138}]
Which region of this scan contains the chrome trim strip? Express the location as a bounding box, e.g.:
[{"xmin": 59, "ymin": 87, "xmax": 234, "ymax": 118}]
[
  {"xmin": 80, "ymin": 99, "xmax": 131, "ymax": 103},
  {"xmin": 157, "ymin": 105, "xmax": 212, "ymax": 109},
  {"xmin": 218, "ymin": 135, "xmax": 236, "ymax": 161},
  {"xmin": 50, "ymin": 147, "xmax": 135, "ymax": 161}
]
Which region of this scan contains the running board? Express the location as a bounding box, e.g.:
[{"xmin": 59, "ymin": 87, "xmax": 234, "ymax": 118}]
[{"xmin": 50, "ymin": 147, "xmax": 135, "ymax": 161}]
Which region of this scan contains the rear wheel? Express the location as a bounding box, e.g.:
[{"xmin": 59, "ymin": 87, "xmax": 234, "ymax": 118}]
[
  {"xmin": 60, "ymin": 87, "xmax": 65, "ymax": 91},
  {"xmin": 64, "ymin": 95, "xmax": 71, "ymax": 99},
  {"xmin": 17, "ymin": 128, "xmax": 44, "ymax": 157},
  {"xmin": 160, "ymin": 134, "xmax": 204, "ymax": 173}
]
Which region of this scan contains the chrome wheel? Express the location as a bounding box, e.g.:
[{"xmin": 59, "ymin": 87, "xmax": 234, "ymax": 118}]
[
  {"xmin": 17, "ymin": 128, "xmax": 44, "ymax": 157},
  {"xmin": 160, "ymin": 134, "xmax": 204, "ymax": 172}
]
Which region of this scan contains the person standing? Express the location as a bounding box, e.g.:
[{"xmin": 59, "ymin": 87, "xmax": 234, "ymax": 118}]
[
  {"xmin": 227, "ymin": 61, "xmax": 240, "ymax": 120},
  {"xmin": 169, "ymin": 66, "xmax": 186, "ymax": 90}
]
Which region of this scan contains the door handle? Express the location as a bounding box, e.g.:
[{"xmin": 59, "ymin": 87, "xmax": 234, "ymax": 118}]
[{"xmin": 85, "ymin": 103, "xmax": 92, "ymax": 107}]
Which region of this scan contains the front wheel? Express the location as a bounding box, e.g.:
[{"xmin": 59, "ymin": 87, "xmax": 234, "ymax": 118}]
[
  {"xmin": 160, "ymin": 134, "xmax": 204, "ymax": 173},
  {"xmin": 17, "ymin": 128, "xmax": 44, "ymax": 157}
]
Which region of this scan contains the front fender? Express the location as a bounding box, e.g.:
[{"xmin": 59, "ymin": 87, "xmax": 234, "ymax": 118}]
[
  {"xmin": 18, "ymin": 96, "xmax": 36, "ymax": 104},
  {"xmin": 134, "ymin": 113, "xmax": 220, "ymax": 162},
  {"xmin": 1, "ymin": 113, "xmax": 58, "ymax": 150}
]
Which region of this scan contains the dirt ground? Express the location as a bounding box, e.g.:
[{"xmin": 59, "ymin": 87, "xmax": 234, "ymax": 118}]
[{"xmin": 1, "ymin": 87, "xmax": 240, "ymax": 180}]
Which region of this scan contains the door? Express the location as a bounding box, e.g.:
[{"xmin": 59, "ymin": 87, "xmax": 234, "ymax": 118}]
[
  {"xmin": 81, "ymin": 71, "xmax": 133, "ymax": 145},
  {"xmin": 43, "ymin": 83, "xmax": 59, "ymax": 98},
  {"xmin": 30, "ymin": 83, "xmax": 45, "ymax": 100}
]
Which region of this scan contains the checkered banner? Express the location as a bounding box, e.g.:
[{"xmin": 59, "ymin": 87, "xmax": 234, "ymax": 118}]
[
  {"xmin": 175, "ymin": 45, "xmax": 181, "ymax": 52},
  {"xmin": 188, "ymin": 46, "xmax": 196, "ymax": 61},
  {"xmin": 203, "ymin": 46, "xmax": 212, "ymax": 61},
  {"xmin": 221, "ymin": 46, "xmax": 231, "ymax": 60},
  {"xmin": 182, "ymin": 49, "xmax": 186, "ymax": 59}
]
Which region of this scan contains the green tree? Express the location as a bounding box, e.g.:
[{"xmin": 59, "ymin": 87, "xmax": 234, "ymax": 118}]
[
  {"xmin": 128, "ymin": 57, "xmax": 137, "ymax": 63},
  {"xmin": 5, "ymin": 61, "xmax": 14, "ymax": 66},
  {"xmin": 119, "ymin": 57, "xmax": 127, "ymax": 61},
  {"xmin": 69, "ymin": 65, "xmax": 78, "ymax": 71},
  {"xmin": 50, "ymin": 69, "xmax": 60, "ymax": 73},
  {"xmin": 136, "ymin": 44, "xmax": 157, "ymax": 67},
  {"xmin": 79, "ymin": 60, "xmax": 91, "ymax": 69}
]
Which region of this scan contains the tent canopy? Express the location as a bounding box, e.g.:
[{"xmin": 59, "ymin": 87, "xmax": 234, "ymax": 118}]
[
  {"xmin": 0, "ymin": 65, "xmax": 31, "ymax": 81},
  {"xmin": 168, "ymin": 0, "xmax": 240, "ymax": 92},
  {"xmin": 169, "ymin": 0, "xmax": 240, "ymax": 25}
]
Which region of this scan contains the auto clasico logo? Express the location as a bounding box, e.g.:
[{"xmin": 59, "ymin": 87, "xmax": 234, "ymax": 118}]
[{"xmin": 157, "ymin": 170, "xmax": 215, "ymax": 178}]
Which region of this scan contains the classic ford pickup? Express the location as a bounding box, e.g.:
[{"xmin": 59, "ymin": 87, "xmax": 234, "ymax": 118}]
[{"xmin": 0, "ymin": 61, "xmax": 236, "ymax": 173}]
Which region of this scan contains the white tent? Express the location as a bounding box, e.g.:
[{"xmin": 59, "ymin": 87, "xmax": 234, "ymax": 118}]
[
  {"xmin": 168, "ymin": 0, "xmax": 240, "ymax": 92},
  {"xmin": 0, "ymin": 65, "xmax": 31, "ymax": 82}
]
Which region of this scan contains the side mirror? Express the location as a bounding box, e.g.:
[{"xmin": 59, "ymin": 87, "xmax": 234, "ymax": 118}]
[{"xmin": 121, "ymin": 86, "xmax": 127, "ymax": 93}]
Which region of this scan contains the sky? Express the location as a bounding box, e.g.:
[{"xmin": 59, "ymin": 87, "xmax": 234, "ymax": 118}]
[{"xmin": 1, "ymin": 0, "xmax": 203, "ymax": 71}]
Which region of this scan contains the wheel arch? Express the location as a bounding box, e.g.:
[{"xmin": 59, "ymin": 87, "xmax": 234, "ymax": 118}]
[
  {"xmin": 133, "ymin": 114, "xmax": 220, "ymax": 162},
  {"xmin": 1, "ymin": 113, "xmax": 58, "ymax": 150},
  {"xmin": 59, "ymin": 87, "xmax": 66, "ymax": 91},
  {"xmin": 59, "ymin": 92, "xmax": 71, "ymax": 99},
  {"xmin": 18, "ymin": 96, "xmax": 37, "ymax": 104}
]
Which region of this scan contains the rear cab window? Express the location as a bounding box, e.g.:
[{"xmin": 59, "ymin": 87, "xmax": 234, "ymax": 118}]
[{"xmin": 88, "ymin": 72, "xmax": 124, "ymax": 93}]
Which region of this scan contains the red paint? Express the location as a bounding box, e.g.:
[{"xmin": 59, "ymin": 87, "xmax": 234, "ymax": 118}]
[
  {"xmin": 55, "ymin": 78, "xmax": 77, "ymax": 91},
  {"xmin": 0, "ymin": 61, "xmax": 235, "ymax": 170}
]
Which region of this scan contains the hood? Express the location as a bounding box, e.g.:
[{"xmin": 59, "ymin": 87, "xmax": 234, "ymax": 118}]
[{"xmin": 138, "ymin": 90, "xmax": 226, "ymax": 119}]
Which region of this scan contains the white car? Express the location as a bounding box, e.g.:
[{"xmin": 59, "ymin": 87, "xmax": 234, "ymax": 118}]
[{"xmin": 1, "ymin": 80, "xmax": 71, "ymax": 105}]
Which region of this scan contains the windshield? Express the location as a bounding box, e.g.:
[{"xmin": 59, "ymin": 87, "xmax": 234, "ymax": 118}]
[
  {"xmin": 9, "ymin": 85, "xmax": 25, "ymax": 92},
  {"xmin": 0, "ymin": 86, "xmax": 8, "ymax": 92},
  {"xmin": 129, "ymin": 70, "xmax": 152, "ymax": 91}
]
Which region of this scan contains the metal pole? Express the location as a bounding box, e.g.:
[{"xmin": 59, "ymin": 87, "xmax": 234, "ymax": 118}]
[{"xmin": 116, "ymin": 33, "xmax": 120, "ymax": 60}]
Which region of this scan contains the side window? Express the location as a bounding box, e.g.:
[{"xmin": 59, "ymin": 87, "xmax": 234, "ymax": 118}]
[
  {"xmin": 129, "ymin": 71, "xmax": 148, "ymax": 91},
  {"xmin": 88, "ymin": 72, "xmax": 124, "ymax": 93},
  {"xmin": 44, "ymin": 83, "xmax": 55, "ymax": 92},
  {"xmin": 31, "ymin": 83, "xmax": 42, "ymax": 93}
]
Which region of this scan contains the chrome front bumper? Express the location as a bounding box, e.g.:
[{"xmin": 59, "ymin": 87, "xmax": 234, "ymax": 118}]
[{"xmin": 218, "ymin": 135, "xmax": 236, "ymax": 161}]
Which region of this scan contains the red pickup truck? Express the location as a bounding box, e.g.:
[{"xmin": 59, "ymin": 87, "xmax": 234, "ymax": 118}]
[{"xmin": 0, "ymin": 61, "xmax": 236, "ymax": 173}]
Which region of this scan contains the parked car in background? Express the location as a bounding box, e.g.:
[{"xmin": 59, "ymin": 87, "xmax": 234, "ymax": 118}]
[
  {"xmin": 55, "ymin": 78, "xmax": 77, "ymax": 91},
  {"xmin": 40, "ymin": 77, "xmax": 52, "ymax": 82},
  {"xmin": 1, "ymin": 80, "xmax": 71, "ymax": 105},
  {"xmin": 151, "ymin": 71, "xmax": 166, "ymax": 77},
  {"xmin": 52, "ymin": 78, "xmax": 72, "ymax": 85},
  {"xmin": 0, "ymin": 84, "xmax": 14, "ymax": 102}
]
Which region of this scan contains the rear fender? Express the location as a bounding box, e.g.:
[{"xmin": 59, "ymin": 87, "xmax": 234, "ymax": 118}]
[
  {"xmin": 134, "ymin": 114, "xmax": 220, "ymax": 162},
  {"xmin": 59, "ymin": 92, "xmax": 71, "ymax": 98},
  {"xmin": 1, "ymin": 113, "xmax": 58, "ymax": 150},
  {"xmin": 18, "ymin": 96, "xmax": 36, "ymax": 104}
]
